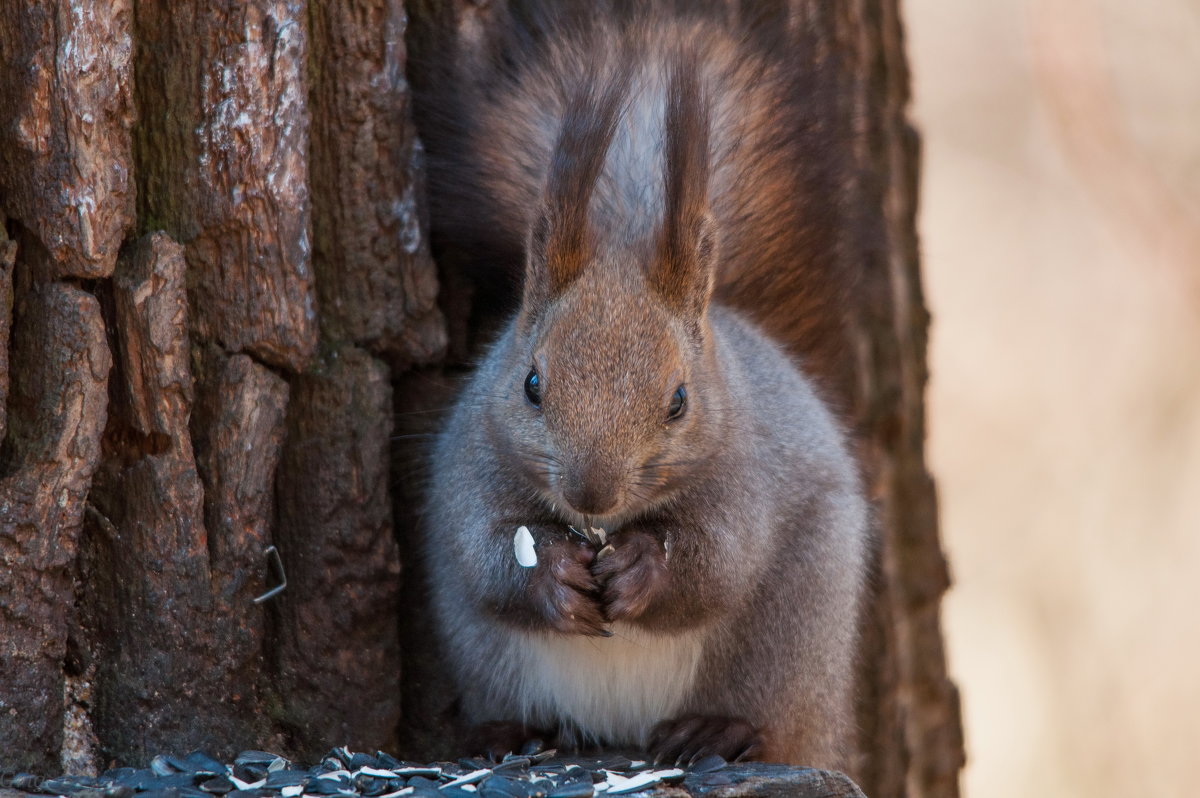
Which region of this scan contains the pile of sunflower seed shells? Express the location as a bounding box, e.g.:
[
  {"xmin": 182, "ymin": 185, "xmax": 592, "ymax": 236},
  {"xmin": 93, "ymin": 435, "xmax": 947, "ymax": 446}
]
[{"xmin": 3, "ymin": 746, "xmax": 736, "ymax": 798}]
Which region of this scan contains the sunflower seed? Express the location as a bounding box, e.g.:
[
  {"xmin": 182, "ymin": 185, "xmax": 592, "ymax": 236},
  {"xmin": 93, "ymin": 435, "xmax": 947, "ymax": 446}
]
[
  {"xmin": 200, "ymin": 776, "xmax": 235, "ymax": 794},
  {"xmin": 347, "ymin": 755, "xmax": 379, "ymax": 772},
  {"xmin": 227, "ymin": 790, "xmax": 273, "ymax": 798},
  {"xmin": 351, "ymin": 776, "xmax": 384, "ymax": 796},
  {"xmin": 138, "ymin": 790, "xmax": 182, "ymax": 798},
  {"xmin": 101, "ymin": 769, "xmax": 136, "ymax": 783},
  {"xmin": 473, "ymin": 778, "xmax": 525, "ymax": 798},
  {"xmin": 390, "ymin": 769, "xmax": 441, "ymax": 779},
  {"xmin": 491, "ymin": 757, "xmax": 529, "ymax": 775},
  {"xmin": 436, "ymin": 788, "xmax": 477, "ymax": 798},
  {"xmin": 184, "ymin": 753, "xmax": 228, "ymax": 776},
  {"xmin": 545, "ymin": 783, "xmax": 592, "ymax": 798},
  {"xmin": 439, "ymin": 770, "xmax": 489, "ymax": 789},
  {"xmin": 514, "ymin": 526, "xmax": 537, "ymax": 567},
  {"xmin": 598, "ymin": 756, "xmax": 632, "ymax": 771},
  {"xmin": 689, "ymin": 754, "xmax": 726, "ymax": 774},
  {"xmin": 74, "ymin": 789, "xmax": 108, "ymax": 798},
  {"xmin": 229, "ymin": 775, "xmax": 266, "ymax": 791},
  {"xmin": 304, "ymin": 778, "xmax": 349, "ymax": 795},
  {"xmin": 233, "ymin": 765, "xmax": 268, "ymax": 785},
  {"xmin": 234, "ymin": 754, "xmax": 280, "ymax": 768},
  {"xmin": 601, "ymin": 769, "xmax": 684, "ymax": 795},
  {"xmin": 39, "ymin": 777, "xmax": 82, "ymax": 794},
  {"xmin": 314, "ymin": 771, "xmax": 351, "ymax": 781},
  {"xmin": 263, "ymin": 772, "xmax": 308, "ymax": 789},
  {"xmin": 148, "ymin": 774, "xmax": 204, "ymax": 790}
]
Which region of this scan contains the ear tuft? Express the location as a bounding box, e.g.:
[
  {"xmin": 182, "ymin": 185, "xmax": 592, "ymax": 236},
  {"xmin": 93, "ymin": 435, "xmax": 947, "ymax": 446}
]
[
  {"xmin": 520, "ymin": 60, "xmax": 633, "ymax": 320},
  {"xmin": 520, "ymin": 212, "xmax": 555, "ymax": 318},
  {"xmin": 652, "ymin": 211, "xmax": 718, "ymax": 321},
  {"xmin": 650, "ymin": 55, "xmax": 715, "ymax": 322}
]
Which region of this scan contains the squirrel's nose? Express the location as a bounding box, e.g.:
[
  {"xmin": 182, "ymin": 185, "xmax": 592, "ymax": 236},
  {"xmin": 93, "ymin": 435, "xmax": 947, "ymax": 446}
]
[{"xmin": 562, "ymin": 467, "xmax": 620, "ymax": 516}]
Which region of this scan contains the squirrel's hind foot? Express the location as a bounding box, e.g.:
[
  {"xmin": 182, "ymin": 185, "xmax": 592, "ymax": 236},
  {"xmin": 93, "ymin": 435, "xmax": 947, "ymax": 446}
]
[{"xmin": 649, "ymin": 714, "xmax": 763, "ymax": 766}]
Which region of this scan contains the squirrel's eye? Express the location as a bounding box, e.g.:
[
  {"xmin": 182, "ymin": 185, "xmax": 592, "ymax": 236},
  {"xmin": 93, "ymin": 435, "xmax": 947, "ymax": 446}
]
[
  {"xmin": 524, "ymin": 368, "xmax": 542, "ymax": 408},
  {"xmin": 667, "ymin": 384, "xmax": 687, "ymax": 421}
]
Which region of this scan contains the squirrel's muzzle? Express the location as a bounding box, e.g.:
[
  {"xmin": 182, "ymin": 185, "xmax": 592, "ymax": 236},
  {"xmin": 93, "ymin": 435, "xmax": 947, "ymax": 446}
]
[{"xmin": 561, "ymin": 462, "xmax": 622, "ymax": 516}]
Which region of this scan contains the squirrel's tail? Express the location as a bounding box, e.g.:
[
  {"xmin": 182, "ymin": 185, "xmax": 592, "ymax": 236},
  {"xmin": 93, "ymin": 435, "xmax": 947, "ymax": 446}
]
[
  {"xmin": 409, "ymin": 1, "xmax": 857, "ymax": 390},
  {"xmin": 407, "ymin": 2, "xmax": 610, "ymax": 295}
]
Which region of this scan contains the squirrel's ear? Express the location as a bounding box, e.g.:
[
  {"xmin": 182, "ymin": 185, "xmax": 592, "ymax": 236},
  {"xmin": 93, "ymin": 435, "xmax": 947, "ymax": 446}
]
[
  {"xmin": 520, "ymin": 212, "xmax": 552, "ymax": 317},
  {"xmin": 651, "ymin": 56, "xmax": 714, "ymax": 325},
  {"xmin": 520, "ymin": 63, "xmax": 631, "ymax": 324},
  {"xmin": 651, "ymin": 211, "xmax": 717, "ymax": 322},
  {"xmin": 521, "ymin": 207, "xmax": 587, "ymax": 316}
]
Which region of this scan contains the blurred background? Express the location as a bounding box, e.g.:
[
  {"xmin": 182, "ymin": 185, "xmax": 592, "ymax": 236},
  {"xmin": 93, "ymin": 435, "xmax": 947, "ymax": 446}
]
[{"xmin": 905, "ymin": 0, "xmax": 1200, "ymax": 795}]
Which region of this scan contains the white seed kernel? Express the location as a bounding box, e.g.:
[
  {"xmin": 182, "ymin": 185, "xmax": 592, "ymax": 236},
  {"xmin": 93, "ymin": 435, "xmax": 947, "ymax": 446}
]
[{"xmin": 514, "ymin": 525, "xmax": 537, "ymax": 567}]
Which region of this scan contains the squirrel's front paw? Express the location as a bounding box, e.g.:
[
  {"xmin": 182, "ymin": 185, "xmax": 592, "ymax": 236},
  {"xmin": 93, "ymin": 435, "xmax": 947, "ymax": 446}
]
[
  {"xmin": 525, "ymin": 534, "xmax": 610, "ymax": 637},
  {"xmin": 591, "ymin": 528, "xmax": 669, "ymax": 622}
]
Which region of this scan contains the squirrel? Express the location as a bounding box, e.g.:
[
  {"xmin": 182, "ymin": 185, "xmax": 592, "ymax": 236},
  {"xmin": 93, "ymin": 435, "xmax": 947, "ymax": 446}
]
[{"xmin": 415, "ymin": 4, "xmax": 870, "ymax": 770}]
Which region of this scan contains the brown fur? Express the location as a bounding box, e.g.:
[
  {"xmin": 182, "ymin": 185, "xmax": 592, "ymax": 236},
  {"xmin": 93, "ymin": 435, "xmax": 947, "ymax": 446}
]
[{"xmin": 413, "ymin": 4, "xmax": 857, "ymax": 387}]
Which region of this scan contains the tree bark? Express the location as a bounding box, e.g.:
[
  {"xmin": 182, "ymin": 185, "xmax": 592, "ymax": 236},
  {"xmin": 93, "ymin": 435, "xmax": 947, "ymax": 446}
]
[
  {"xmin": 838, "ymin": 4, "xmax": 965, "ymax": 796},
  {"xmin": 2, "ymin": 0, "xmax": 439, "ymax": 771},
  {"xmin": 84, "ymin": 234, "xmax": 225, "ymax": 758},
  {"xmin": 272, "ymin": 347, "xmax": 402, "ymax": 751},
  {"xmin": 306, "ymin": 0, "xmax": 445, "ymax": 368},
  {"xmin": 0, "ymin": 0, "xmax": 958, "ymax": 795},
  {"xmin": 133, "ymin": 0, "xmax": 317, "ymax": 373},
  {"xmin": 0, "ymin": 224, "xmax": 14, "ymax": 444},
  {"xmin": 0, "ymin": 0, "xmax": 134, "ymax": 279},
  {"xmin": 0, "ymin": 278, "xmax": 111, "ymax": 772}
]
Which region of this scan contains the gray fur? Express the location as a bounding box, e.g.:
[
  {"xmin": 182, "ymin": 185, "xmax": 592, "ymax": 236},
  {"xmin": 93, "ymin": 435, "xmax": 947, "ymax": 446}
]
[{"xmin": 421, "ymin": 11, "xmax": 869, "ymax": 770}]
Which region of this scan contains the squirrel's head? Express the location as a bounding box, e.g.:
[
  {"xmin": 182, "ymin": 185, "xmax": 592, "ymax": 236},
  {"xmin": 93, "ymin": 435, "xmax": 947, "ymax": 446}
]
[{"xmin": 492, "ymin": 57, "xmax": 721, "ymax": 526}]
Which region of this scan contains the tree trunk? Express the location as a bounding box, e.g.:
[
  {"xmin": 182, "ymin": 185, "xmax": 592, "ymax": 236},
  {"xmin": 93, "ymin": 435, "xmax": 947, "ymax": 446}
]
[
  {"xmin": 1, "ymin": 0, "xmax": 441, "ymax": 770},
  {"xmin": 0, "ymin": 1, "xmax": 960, "ymax": 796}
]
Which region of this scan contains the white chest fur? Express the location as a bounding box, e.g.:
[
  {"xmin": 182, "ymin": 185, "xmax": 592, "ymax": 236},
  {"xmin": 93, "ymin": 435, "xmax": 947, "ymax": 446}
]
[{"xmin": 509, "ymin": 623, "xmax": 706, "ymax": 746}]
